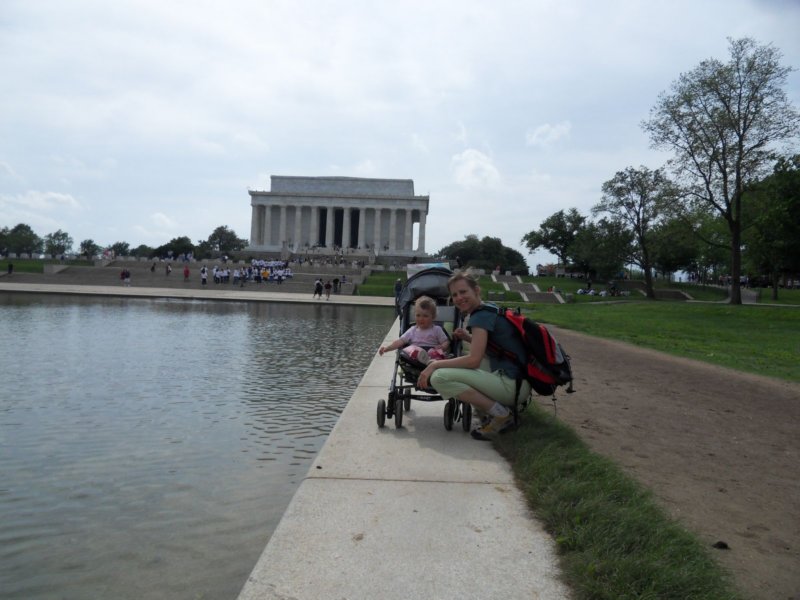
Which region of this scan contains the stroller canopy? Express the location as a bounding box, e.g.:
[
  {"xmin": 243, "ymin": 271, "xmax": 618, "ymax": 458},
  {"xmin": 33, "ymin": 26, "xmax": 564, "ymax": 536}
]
[{"xmin": 396, "ymin": 266, "xmax": 454, "ymax": 310}]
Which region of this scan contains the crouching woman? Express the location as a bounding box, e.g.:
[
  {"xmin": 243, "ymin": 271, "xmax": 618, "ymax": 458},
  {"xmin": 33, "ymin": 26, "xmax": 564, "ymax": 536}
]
[{"xmin": 417, "ymin": 272, "xmax": 531, "ymax": 440}]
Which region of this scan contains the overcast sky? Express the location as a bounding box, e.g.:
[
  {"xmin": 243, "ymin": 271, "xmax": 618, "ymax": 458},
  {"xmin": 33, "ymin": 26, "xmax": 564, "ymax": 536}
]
[{"xmin": 2, "ymin": 0, "xmax": 799, "ymax": 267}]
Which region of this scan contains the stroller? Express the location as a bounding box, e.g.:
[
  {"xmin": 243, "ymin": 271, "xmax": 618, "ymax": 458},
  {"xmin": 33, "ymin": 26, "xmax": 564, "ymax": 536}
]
[{"xmin": 376, "ymin": 266, "xmax": 473, "ymax": 431}]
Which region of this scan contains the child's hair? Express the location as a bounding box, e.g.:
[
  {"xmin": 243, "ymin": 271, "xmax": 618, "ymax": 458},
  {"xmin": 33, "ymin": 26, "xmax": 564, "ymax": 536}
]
[{"xmin": 414, "ymin": 295, "xmax": 437, "ymax": 318}]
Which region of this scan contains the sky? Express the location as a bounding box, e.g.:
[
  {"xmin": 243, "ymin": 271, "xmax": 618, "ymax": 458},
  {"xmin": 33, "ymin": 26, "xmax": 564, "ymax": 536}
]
[{"xmin": 1, "ymin": 0, "xmax": 799, "ymax": 268}]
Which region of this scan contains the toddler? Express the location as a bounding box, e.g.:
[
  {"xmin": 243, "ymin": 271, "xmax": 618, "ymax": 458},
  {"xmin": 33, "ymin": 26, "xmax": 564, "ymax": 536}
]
[{"xmin": 379, "ymin": 296, "xmax": 450, "ymax": 364}]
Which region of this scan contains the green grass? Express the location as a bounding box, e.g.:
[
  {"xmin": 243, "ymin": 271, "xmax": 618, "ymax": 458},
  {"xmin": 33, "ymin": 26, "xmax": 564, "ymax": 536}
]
[
  {"xmin": 494, "ymin": 404, "xmax": 742, "ymax": 600},
  {"xmin": 527, "ymin": 302, "xmax": 800, "ymax": 382},
  {"xmin": 1, "ymin": 258, "xmax": 94, "ymax": 274}
]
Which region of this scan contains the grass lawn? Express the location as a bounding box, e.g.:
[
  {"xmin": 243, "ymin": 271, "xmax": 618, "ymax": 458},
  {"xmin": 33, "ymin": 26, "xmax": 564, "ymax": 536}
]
[
  {"xmin": 527, "ymin": 302, "xmax": 800, "ymax": 382},
  {"xmin": 1, "ymin": 258, "xmax": 94, "ymax": 274},
  {"xmin": 495, "ymin": 404, "xmax": 742, "ymax": 600}
]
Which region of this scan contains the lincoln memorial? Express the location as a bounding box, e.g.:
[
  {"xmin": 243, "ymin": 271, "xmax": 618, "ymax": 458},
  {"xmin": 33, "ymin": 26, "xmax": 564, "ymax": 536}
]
[{"xmin": 248, "ymin": 176, "xmax": 430, "ymax": 258}]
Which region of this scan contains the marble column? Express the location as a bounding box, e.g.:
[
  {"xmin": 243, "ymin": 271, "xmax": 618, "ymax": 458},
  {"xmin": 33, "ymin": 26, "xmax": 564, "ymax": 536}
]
[
  {"xmin": 325, "ymin": 205, "xmax": 335, "ymax": 247},
  {"xmin": 250, "ymin": 205, "xmax": 258, "ymax": 246},
  {"xmin": 404, "ymin": 208, "xmax": 413, "ymax": 251},
  {"xmin": 309, "ymin": 206, "xmax": 318, "ymax": 247},
  {"xmin": 373, "ymin": 208, "xmax": 382, "ymax": 250},
  {"xmin": 279, "ymin": 205, "xmax": 287, "ymax": 246},
  {"xmin": 417, "ymin": 210, "xmax": 426, "ymax": 252},
  {"xmin": 263, "ymin": 206, "xmax": 271, "ymax": 246},
  {"xmin": 357, "ymin": 207, "xmax": 366, "ymax": 249},
  {"xmin": 293, "ymin": 205, "xmax": 303, "ymax": 251},
  {"xmin": 389, "ymin": 209, "xmax": 397, "ymax": 250},
  {"xmin": 342, "ymin": 207, "xmax": 351, "ymax": 249}
]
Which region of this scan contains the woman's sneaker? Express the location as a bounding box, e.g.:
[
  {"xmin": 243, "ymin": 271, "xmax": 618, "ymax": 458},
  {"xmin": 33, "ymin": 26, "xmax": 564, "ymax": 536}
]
[{"xmin": 470, "ymin": 413, "xmax": 514, "ymax": 440}]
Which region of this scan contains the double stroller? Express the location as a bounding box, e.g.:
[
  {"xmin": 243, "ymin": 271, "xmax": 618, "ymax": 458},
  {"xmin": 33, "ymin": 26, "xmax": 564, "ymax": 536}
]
[{"xmin": 376, "ymin": 266, "xmax": 473, "ymax": 431}]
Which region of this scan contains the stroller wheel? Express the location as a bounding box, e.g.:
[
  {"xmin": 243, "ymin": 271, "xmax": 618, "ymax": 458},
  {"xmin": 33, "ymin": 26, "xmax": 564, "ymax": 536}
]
[
  {"xmin": 394, "ymin": 397, "xmax": 403, "ymax": 429},
  {"xmin": 461, "ymin": 402, "xmax": 472, "ymax": 432},
  {"xmin": 443, "ymin": 399, "xmax": 455, "ymax": 431},
  {"xmin": 377, "ymin": 399, "xmax": 386, "ymax": 428},
  {"xmin": 403, "ymin": 394, "xmax": 411, "ymax": 412}
]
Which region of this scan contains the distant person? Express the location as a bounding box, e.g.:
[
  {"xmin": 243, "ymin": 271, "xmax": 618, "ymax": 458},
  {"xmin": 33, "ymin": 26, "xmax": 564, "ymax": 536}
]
[
  {"xmin": 313, "ymin": 278, "xmax": 324, "ymax": 299},
  {"xmin": 183, "ymin": 265, "xmax": 190, "ymax": 282},
  {"xmin": 200, "ymin": 265, "xmax": 208, "ymax": 285},
  {"xmin": 150, "ymin": 262, "xmax": 156, "ymax": 273},
  {"xmin": 165, "ymin": 263, "xmax": 172, "ymax": 276},
  {"xmin": 7, "ymin": 263, "xmax": 13, "ymax": 275},
  {"xmin": 324, "ymin": 280, "xmax": 333, "ymax": 300}
]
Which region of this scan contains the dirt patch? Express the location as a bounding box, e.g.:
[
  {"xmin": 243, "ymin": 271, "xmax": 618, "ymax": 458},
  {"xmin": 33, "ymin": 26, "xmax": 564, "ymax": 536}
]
[{"xmin": 536, "ymin": 328, "xmax": 800, "ymax": 600}]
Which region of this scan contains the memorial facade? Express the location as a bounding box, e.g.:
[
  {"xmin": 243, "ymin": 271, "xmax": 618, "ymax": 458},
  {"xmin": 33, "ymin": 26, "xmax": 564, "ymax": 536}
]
[{"xmin": 248, "ymin": 176, "xmax": 429, "ymax": 256}]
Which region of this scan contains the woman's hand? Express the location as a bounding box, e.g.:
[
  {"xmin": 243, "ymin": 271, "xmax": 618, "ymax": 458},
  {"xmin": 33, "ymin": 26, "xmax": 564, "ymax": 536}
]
[
  {"xmin": 418, "ymin": 363, "xmax": 437, "ymax": 389},
  {"xmin": 453, "ymin": 327, "xmax": 471, "ymax": 342}
]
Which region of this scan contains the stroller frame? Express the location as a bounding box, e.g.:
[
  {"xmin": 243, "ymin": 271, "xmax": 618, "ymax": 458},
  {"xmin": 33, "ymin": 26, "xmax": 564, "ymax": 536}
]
[{"xmin": 376, "ymin": 267, "xmax": 472, "ymax": 431}]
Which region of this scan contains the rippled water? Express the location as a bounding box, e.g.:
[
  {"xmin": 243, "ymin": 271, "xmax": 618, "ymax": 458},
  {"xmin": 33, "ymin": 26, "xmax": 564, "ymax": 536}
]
[{"xmin": 0, "ymin": 294, "xmax": 392, "ymax": 600}]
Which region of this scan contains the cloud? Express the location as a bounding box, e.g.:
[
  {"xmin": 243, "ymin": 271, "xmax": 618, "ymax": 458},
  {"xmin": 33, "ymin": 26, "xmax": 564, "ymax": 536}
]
[
  {"xmin": 0, "ymin": 161, "xmax": 22, "ymax": 183},
  {"xmin": 0, "ymin": 190, "xmax": 83, "ymax": 212},
  {"xmin": 151, "ymin": 212, "xmax": 176, "ymax": 229},
  {"xmin": 526, "ymin": 121, "xmax": 572, "ymax": 148},
  {"xmin": 450, "ymin": 149, "xmax": 501, "ymax": 189}
]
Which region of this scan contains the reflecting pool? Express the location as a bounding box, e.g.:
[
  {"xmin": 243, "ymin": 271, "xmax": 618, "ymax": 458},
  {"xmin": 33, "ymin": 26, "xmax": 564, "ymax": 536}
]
[{"xmin": 0, "ymin": 294, "xmax": 393, "ymax": 599}]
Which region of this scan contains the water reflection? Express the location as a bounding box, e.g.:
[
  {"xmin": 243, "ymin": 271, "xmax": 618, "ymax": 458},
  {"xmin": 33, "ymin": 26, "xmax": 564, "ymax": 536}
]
[{"xmin": 0, "ymin": 293, "xmax": 392, "ymax": 600}]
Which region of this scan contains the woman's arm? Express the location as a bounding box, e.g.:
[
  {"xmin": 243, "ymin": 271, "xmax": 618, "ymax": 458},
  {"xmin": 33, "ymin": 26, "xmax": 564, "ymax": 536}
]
[{"xmin": 417, "ymin": 327, "xmax": 488, "ymax": 388}]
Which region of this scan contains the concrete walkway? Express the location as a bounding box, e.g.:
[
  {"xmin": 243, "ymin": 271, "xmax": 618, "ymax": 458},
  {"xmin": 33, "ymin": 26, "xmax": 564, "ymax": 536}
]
[
  {"xmin": 1, "ymin": 282, "xmax": 569, "ymax": 599},
  {"xmin": 238, "ymin": 322, "xmax": 569, "ymax": 600},
  {"xmin": 0, "ymin": 281, "xmax": 395, "ymax": 308}
]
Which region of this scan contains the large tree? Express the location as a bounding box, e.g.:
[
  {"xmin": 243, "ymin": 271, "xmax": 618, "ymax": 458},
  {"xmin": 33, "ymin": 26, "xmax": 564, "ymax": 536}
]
[
  {"xmin": 643, "ymin": 37, "xmax": 800, "ymax": 304},
  {"xmin": 570, "ymin": 218, "xmax": 634, "ymax": 280},
  {"xmin": 521, "ymin": 208, "xmax": 586, "ymax": 270},
  {"xmin": 80, "ymin": 239, "xmax": 102, "ymax": 259},
  {"xmin": 207, "ymin": 225, "xmax": 248, "ymax": 254},
  {"xmin": 153, "ymin": 236, "xmax": 194, "ymax": 259},
  {"xmin": 743, "ymin": 155, "xmax": 800, "ymax": 299},
  {"xmin": 595, "ymin": 166, "xmax": 675, "ymax": 298},
  {"xmin": 438, "ymin": 234, "xmax": 529, "ymax": 274},
  {"xmin": 6, "ymin": 223, "xmax": 42, "ymax": 256},
  {"xmin": 44, "ymin": 229, "xmax": 74, "ymax": 258},
  {"xmin": 109, "ymin": 241, "xmax": 130, "ymax": 257}
]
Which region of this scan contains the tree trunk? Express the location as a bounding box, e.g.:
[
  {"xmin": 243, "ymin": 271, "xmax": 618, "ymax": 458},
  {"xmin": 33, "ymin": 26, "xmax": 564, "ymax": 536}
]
[
  {"xmin": 643, "ymin": 264, "xmax": 656, "ymax": 299},
  {"xmin": 729, "ymin": 222, "xmax": 742, "ymax": 305},
  {"xmin": 772, "ymin": 270, "xmax": 779, "ymax": 302}
]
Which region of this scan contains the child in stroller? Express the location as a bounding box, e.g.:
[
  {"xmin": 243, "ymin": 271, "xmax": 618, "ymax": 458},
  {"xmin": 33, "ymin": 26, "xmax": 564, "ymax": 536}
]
[{"xmin": 379, "ymin": 295, "xmax": 449, "ymax": 365}]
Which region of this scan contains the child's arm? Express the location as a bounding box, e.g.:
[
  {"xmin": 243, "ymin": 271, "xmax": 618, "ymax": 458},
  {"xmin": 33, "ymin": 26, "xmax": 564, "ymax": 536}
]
[{"xmin": 379, "ymin": 338, "xmax": 404, "ymax": 356}]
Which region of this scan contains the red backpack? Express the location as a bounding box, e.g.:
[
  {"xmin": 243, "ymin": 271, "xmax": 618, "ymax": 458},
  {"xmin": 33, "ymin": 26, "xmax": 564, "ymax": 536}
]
[{"xmin": 481, "ymin": 306, "xmax": 574, "ymax": 396}]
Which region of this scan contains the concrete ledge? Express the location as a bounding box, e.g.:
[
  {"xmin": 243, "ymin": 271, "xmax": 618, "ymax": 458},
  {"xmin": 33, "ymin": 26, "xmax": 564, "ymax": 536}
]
[{"xmin": 237, "ymin": 321, "xmax": 569, "ymax": 599}]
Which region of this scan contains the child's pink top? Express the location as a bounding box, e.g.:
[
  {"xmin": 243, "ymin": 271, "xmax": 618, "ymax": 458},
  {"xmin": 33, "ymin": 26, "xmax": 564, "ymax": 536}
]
[{"xmin": 400, "ymin": 325, "xmax": 448, "ymax": 348}]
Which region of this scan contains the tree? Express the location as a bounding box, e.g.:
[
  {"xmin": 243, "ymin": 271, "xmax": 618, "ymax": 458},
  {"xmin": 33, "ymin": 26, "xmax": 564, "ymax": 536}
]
[
  {"xmin": 0, "ymin": 226, "xmax": 8, "ymax": 255},
  {"xmin": 743, "ymin": 155, "xmax": 800, "ymax": 299},
  {"xmin": 521, "ymin": 208, "xmax": 586, "ymax": 269},
  {"xmin": 44, "ymin": 229, "xmax": 74, "ymax": 258},
  {"xmin": 207, "ymin": 225, "xmax": 248, "ymax": 254},
  {"xmin": 570, "ymin": 218, "xmax": 634, "ymax": 280},
  {"xmin": 6, "ymin": 223, "xmax": 42, "ymax": 256},
  {"xmin": 595, "ymin": 167, "xmax": 675, "ymax": 298},
  {"xmin": 80, "ymin": 239, "xmax": 102, "ymax": 259},
  {"xmin": 643, "ymin": 37, "xmax": 800, "ymax": 304},
  {"xmin": 131, "ymin": 244, "xmax": 155, "ymax": 258},
  {"xmin": 649, "ymin": 216, "xmax": 700, "ymax": 278},
  {"xmin": 438, "ymin": 235, "xmax": 529, "ymax": 274},
  {"xmin": 110, "ymin": 241, "xmax": 130, "ymax": 257},
  {"xmin": 153, "ymin": 236, "xmax": 194, "ymax": 259}
]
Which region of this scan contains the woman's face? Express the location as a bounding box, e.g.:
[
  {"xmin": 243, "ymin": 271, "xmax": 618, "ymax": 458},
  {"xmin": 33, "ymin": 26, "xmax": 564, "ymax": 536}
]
[{"xmin": 449, "ymin": 279, "xmax": 481, "ymax": 313}]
